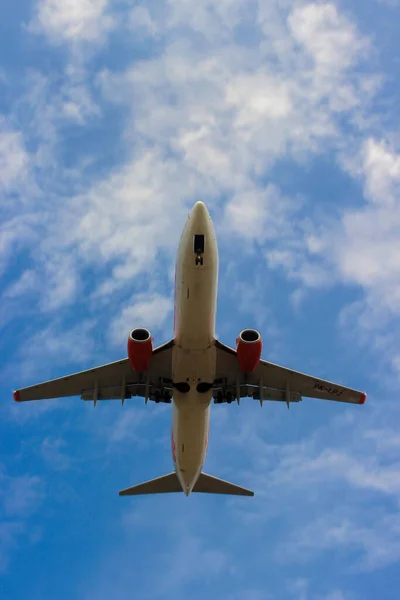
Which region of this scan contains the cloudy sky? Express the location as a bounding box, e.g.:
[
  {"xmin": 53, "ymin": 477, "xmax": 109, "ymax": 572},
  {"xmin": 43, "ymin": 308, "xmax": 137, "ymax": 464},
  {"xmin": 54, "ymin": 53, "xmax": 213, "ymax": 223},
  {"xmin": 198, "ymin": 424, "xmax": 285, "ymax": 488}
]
[{"xmin": 1, "ymin": 0, "xmax": 400, "ymax": 598}]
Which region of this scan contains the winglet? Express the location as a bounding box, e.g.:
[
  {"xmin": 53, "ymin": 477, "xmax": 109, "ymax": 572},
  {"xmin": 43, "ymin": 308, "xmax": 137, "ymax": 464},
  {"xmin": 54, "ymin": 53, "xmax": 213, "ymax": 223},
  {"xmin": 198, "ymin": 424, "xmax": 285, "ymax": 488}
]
[
  {"xmin": 13, "ymin": 390, "xmax": 21, "ymax": 402},
  {"xmin": 359, "ymin": 392, "xmax": 367, "ymax": 405}
]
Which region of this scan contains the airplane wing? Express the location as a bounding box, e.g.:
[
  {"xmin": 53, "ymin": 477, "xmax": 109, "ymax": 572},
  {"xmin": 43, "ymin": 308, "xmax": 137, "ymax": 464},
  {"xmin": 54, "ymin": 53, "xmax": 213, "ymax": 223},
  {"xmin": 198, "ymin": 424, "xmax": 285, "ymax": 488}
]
[
  {"xmin": 13, "ymin": 340, "xmax": 174, "ymax": 404},
  {"xmin": 214, "ymin": 340, "xmax": 366, "ymax": 406}
]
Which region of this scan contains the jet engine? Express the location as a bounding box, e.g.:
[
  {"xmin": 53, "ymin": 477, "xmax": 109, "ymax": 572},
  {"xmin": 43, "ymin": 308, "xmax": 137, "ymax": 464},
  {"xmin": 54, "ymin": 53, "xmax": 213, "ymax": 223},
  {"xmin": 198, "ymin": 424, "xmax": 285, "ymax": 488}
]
[
  {"xmin": 127, "ymin": 328, "xmax": 153, "ymax": 372},
  {"xmin": 236, "ymin": 329, "xmax": 262, "ymax": 373}
]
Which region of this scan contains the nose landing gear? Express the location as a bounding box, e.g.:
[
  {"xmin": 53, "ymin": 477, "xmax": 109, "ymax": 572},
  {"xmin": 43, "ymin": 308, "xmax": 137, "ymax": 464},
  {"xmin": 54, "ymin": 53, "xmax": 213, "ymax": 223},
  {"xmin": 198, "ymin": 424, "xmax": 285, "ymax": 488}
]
[{"xmin": 194, "ymin": 234, "xmax": 204, "ymax": 266}]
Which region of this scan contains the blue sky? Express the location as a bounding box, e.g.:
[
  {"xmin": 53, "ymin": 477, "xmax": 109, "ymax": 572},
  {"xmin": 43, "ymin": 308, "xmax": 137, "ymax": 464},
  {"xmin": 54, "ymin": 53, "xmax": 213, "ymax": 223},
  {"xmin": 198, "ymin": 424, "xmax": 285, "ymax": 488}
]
[{"xmin": 1, "ymin": 0, "xmax": 400, "ymax": 598}]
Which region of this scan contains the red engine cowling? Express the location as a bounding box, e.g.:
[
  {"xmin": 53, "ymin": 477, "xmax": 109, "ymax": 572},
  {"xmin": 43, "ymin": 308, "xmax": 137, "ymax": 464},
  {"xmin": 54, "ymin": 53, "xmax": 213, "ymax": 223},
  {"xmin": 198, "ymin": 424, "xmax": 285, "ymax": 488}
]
[
  {"xmin": 236, "ymin": 329, "xmax": 262, "ymax": 373},
  {"xmin": 127, "ymin": 328, "xmax": 153, "ymax": 372}
]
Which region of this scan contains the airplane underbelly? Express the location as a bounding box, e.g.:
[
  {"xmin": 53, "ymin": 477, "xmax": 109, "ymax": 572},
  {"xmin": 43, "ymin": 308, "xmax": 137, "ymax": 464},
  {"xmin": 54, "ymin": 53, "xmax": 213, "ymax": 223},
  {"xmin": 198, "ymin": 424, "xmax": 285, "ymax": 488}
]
[
  {"xmin": 173, "ymin": 262, "xmax": 217, "ymax": 385},
  {"xmin": 176, "ymin": 265, "xmax": 216, "ymax": 349},
  {"xmin": 172, "ymin": 400, "xmax": 210, "ymax": 491},
  {"xmin": 172, "ymin": 345, "xmax": 216, "ymax": 396}
]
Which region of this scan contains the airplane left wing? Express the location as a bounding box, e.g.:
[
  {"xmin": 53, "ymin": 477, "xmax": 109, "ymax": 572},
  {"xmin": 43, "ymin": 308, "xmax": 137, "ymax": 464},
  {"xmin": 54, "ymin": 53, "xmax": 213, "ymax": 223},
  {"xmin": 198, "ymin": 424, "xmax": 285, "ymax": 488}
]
[
  {"xmin": 13, "ymin": 340, "xmax": 174, "ymax": 404},
  {"xmin": 214, "ymin": 340, "xmax": 366, "ymax": 406}
]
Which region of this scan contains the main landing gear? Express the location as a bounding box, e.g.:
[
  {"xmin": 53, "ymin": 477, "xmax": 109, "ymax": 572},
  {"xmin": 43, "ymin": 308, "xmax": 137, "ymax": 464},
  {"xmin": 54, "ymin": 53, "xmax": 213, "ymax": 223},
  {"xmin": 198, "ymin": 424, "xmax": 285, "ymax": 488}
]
[
  {"xmin": 153, "ymin": 390, "xmax": 172, "ymax": 403},
  {"xmin": 214, "ymin": 390, "xmax": 234, "ymax": 404}
]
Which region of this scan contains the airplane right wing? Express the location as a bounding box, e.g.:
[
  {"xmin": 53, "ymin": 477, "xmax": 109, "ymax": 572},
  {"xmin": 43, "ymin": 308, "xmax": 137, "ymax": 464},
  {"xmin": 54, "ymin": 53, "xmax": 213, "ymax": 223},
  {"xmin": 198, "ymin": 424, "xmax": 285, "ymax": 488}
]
[{"xmin": 214, "ymin": 340, "xmax": 366, "ymax": 406}]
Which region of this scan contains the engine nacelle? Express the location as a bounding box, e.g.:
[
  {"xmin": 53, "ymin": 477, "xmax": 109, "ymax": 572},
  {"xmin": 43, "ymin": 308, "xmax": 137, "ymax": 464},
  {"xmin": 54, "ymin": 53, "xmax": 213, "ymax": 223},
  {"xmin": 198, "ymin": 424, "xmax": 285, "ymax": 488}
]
[
  {"xmin": 127, "ymin": 328, "xmax": 153, "ymax": 373},
  {"xmin": 236, "ymin": 329, "xmax": 262, "ymax": 373}
]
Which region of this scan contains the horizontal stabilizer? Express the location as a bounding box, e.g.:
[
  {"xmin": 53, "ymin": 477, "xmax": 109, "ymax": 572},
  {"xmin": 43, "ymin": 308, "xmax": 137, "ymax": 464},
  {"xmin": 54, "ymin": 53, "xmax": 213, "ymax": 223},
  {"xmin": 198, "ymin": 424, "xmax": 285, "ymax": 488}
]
[
  {"xmin": 119, "ymin": 472, "xmax": 254, "ymax": 497},
  {"xmin": 193, "ymin": 472, "xmax": 254, "ymax": 496},
  {"xmin": 119, "ymin": 472, "xmax": 182, "ymax": 496}
]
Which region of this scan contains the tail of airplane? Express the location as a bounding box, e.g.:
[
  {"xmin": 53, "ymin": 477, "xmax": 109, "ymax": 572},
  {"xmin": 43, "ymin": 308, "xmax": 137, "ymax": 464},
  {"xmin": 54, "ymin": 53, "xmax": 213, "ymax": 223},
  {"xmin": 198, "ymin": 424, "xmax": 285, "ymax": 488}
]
[{"xmin": 119, "ymin": 472, "xmax": 254, "ymax": 497}]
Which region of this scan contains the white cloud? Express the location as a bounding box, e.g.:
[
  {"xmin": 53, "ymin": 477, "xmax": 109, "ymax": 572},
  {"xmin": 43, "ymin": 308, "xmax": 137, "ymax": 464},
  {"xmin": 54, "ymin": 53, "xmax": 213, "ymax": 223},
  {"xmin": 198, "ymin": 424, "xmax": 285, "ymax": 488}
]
[
  {"xmin": 391, "ymin": 354, "xmax": 400, "ymax": 376},
  {"xmin": 31, "ymin": 0, "xmax": 115, "ymax": 45},
  {"xmin": 155, "ymin": 534, "xmax": 230, "ymax": 593},
  {"xmin": 0, "ymin": 214, "xmax": 41, "ymax": 277},
  {"xmin": 281, "ymin": 510, "xmax": 400, "ymax": 571},
  {"xmin": 3, "ymin": 270, "xmax": 37, "ymax": 299},
  {"xmin": 5, "ymin": 395, "xmax": 66, "ymax": 424},
  {"xmin": 288, "ymin": 4, "xmax": 366, "ymax": 72},
  {"xmin": 104, "ymin": 409, "xmax": 149, "ymax": 445},
  {"xmin": 60, "ymin": 68, "xmax": 102, "ymax": 124},
  {"xmin": 322, "ymin": 139, "xmax": 400, "ymax": 319},
  {"xmin": 0, "ymin": 474, "xmax": 45, "ymax": 518},
  {"xmin": 94, "ymin": 405, "xmax": 169, "ymax": 449},
  {"xmin": 41, "ymin": 436, "xmax": 71, "ymax": 470},
  {"xmin": 223, "ymin": 185, "xmax": 294, "ymax": 240},
  {"xmin": 0, "ymin": 468, "xmax": 44, "ymax": 574},
  {"xmin": 65, "ymin": 150, "xmax": 192, "ymax": 280},
  {"xmin": 357, "ymin": 138, "xmax": 400, "ymax": 206},
  {"xmin": 97, "ymin": 2, "xmax": 370, "ymax": 172},
  {"xmin": 0, "ymin": 522, "xmax": 24, "ymax": 574},
  {"xmin": 128, "ymin": 6, "xmax": 159, "ymax": 39},
  {"xmin": 24, "ymin": 68, "xmax": 101, "ymax": 142},
  {"xmin": 226, "ymin": 73, "xmax": 293, "ymax": 124},
  {"xmin": 83, "ymin": 510, "xmax": 233, "ymax": 600},
  {"xmin": 81, "ymin": 1, "xmax": 372, "ymax": 304},
  {"xmin": 0, "ymin": 127, "xmax": 29, "ymax": 193},
  {"xmin": 206, "ymin": 393, "xmax": 400, "ymax": 573},
  {"xmin": 40, "ymin": 256, "xmax": 80, "ymax": 312},
  {"xmin": 11, "ymin": 319, "xmax": 97, "ymax": 385},
  {"xmin": 109, "ymin": 293, "xmax": 173, "ymax": 346},
  {"xmin": 166, "ymin": 0, "xmax": 250, "ymax": 41},
  {"xmin": 264, "ymin": 135, "xmax": 400, "ymax": 365},
  {"xmin": 2, "ymin": 0, "xmax": 375, "ymax": 319}
]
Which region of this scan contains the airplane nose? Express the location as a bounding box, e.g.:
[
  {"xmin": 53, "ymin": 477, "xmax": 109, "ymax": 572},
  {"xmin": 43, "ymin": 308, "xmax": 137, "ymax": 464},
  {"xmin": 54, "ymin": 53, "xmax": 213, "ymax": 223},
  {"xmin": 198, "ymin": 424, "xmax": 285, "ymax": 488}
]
[
  {"xmin": 181, "ymin": 201, "xmax": 216, "ymax": 267},
  {"xmin": 190, "ymin": 201, "xmax": 209, "ymax": 229}
]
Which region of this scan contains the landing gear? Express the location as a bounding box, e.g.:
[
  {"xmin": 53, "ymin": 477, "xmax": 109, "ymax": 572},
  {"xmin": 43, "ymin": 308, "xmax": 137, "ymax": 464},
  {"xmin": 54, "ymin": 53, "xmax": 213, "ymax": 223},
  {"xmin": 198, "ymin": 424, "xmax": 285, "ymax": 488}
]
[
  {"xmin": 213, "ymin": 389, "xmax": 235, "ymax": 404},
  {"xmin": 152, "ymin": 389, "xmax": 172, "ymax": 404},
  {"xmin": 215, "ymin": 390, "xmax": 223, "ymax": 404}
]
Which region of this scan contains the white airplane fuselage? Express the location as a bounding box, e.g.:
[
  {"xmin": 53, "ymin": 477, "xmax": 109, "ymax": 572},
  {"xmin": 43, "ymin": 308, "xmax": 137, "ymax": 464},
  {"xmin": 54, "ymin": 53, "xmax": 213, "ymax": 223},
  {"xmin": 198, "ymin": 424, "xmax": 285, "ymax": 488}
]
[{"xmin": 171, "ymin": 202, "xmax": 218, "ymax": 495}]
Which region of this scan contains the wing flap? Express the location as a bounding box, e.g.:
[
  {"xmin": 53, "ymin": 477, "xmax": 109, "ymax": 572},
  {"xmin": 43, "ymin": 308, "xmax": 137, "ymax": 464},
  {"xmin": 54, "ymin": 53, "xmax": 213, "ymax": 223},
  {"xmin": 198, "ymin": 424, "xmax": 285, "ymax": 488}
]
[
  {"xmin": 80, "ymin": 383, "xmax": 173, "ymax": 403},
  {"xmin": 213, "ymin": 384, "xmax": 302, "ymax": 404}
]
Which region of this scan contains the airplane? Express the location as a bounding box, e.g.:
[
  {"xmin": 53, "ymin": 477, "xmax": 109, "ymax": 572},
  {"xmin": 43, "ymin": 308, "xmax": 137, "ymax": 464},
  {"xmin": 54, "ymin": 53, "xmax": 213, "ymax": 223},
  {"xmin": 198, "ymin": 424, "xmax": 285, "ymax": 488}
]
[{"xmin": 13, "ymin": 201, "xmax": 366, "ymax": 497}]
